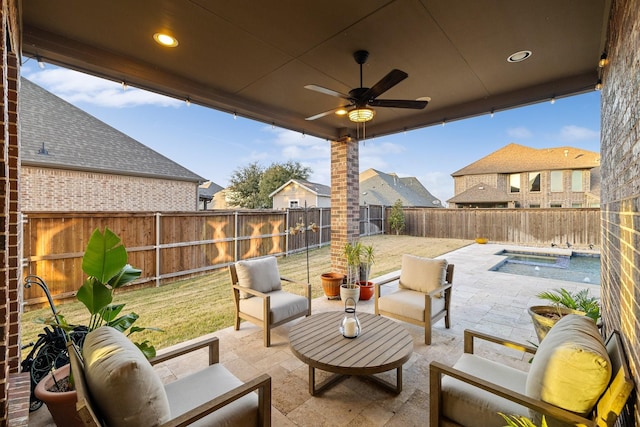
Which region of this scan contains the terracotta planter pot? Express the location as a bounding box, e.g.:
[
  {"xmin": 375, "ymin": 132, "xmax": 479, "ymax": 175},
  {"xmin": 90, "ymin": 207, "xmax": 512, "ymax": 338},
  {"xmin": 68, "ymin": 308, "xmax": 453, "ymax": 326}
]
[
  {"xmin": 34, "ymin": 364, "xmax": 84, "ymax": 427},
  {"xmin": 527, "ymin": 305, "xmax": 585, "ymax": 342},
  {"xmin": 358, "ymin": 281, "xmax": 375, "ymax": 301},
  {"xmin": 321, "ymin": 273, "xmax": 344, "ymax": 300}
]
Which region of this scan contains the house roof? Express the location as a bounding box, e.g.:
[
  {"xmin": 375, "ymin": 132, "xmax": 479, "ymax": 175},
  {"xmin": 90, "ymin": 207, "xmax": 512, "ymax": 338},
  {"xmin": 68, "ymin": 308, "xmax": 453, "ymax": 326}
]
[
  {"xmin": 198, "ymin": 181, "xmax": 224, "ymax": 200},
  {"xmin": 451, "ymin": 143, "xmax": 601, "ymax": 177},
  {"xmin": 447, "ymin": 183, "xmax": 512, "ymax": 204},
  {"xmin": 359, "ymin": 169, "xmax": 441, "ymax": 207},
  {"xmin": 269, "ymin": 179, "xmax": 331, "ymax": 198},
  {"xmin": 20, "ymin": 78, "xmax": 204, "ymax": 182}
]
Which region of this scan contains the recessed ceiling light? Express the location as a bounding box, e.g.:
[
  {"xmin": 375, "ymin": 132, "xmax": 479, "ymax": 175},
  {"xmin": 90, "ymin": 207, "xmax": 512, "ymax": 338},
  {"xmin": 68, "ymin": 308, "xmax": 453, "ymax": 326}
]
[
  {"xmin": 507, "ymin": 50, "xmax": 532, "ymax": 63},
  {"xmin": 335, "ymin": 108, "xmax": 348, "ymax": 116},
  {"xmin": 153, "ymin": 33, "xmax": 179, "ymax": 47}
]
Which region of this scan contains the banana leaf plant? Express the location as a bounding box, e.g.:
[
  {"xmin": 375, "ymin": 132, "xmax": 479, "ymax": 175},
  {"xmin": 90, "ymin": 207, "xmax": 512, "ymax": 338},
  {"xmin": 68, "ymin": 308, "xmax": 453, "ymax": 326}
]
[{"xmin": 51, "ymin": 227, "xmax": 159, "ymax": 359}]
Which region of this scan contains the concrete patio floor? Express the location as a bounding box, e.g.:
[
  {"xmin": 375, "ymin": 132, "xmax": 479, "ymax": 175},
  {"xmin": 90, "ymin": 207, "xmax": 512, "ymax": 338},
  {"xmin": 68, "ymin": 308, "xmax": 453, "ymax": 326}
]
[{"xmin": 29, "ymin": 242, "xmax": 600, "ymax": 426}]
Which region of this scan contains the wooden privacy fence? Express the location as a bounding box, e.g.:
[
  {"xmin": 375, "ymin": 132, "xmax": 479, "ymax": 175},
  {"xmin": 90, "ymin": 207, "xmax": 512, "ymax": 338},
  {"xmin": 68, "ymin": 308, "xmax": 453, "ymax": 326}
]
[
  {"xmin": 22, "ymin": 207, "xmax": 599, "ymax": 306},
  {"xmin": 392, "ymin": 207, "xmax": 601, "ymax": 246}
]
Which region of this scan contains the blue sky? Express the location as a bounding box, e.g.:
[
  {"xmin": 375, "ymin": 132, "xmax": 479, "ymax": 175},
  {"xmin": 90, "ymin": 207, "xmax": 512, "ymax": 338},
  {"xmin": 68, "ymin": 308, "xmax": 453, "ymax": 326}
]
[{"xmin": 22, "ymin": 61, "xmax": 601, "ymax": 205}]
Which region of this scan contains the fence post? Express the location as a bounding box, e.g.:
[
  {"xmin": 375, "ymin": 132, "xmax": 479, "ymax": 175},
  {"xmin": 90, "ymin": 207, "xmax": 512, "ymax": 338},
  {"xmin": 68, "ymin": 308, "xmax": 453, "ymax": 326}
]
[
  {"xmin": 319, "ymin": 208, "xmax": 324, "ymax": 247},
  {"xmin": 285, "ymin": 208, "xmax": 290, "ymax": 255},
  {"xmin": 155, "ymin": 212, "xmax": 161, "ymax": 287}
]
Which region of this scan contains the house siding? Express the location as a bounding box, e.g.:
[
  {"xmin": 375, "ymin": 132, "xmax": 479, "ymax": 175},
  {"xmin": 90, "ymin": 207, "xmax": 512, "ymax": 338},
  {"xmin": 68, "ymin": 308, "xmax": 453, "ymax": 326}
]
[{"xmin": 21, "ymin": 166, "xmax": 198, "ymax": 211}]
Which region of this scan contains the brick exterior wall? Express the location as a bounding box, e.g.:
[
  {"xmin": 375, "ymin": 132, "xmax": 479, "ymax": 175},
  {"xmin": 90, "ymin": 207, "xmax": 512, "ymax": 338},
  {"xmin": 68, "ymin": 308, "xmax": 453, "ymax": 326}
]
[
  {"xmin": 21, "ymin": 166, "xmax": 199, "ymax": 212},
  {"xmin": 600, "ymin": 0, "xmax": 640, "ymax": 423},
  {"xmin": 1, "ymin": 0, "xmax": 21, "ymax": 422},
  {"xmin": 330, "ymin": 138, "xmax": 360, "ymax": 275}
]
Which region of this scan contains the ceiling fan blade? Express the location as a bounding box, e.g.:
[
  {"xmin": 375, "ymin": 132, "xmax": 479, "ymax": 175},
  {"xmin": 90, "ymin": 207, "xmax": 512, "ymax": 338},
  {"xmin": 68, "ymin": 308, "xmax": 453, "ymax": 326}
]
[
  {"xmin": 305, "ymin": 105, "xmax": 351, "ymax": 121},
  {"xmin": 360, "ymin": 69, "xmax": 408, "ymax": 102},
  {"xmin": 368, "ymin": 99, "xmax": 428, "ymax": 109},
  {"xmin": 304, "ymin": 84, "xmax": 350, "ymax": 100}
]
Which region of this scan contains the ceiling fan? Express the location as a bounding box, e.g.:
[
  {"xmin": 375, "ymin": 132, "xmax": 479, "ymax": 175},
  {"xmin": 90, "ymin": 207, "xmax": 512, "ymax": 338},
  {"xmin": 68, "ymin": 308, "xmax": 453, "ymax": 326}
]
[{"xmin": 304, "ymin": 50, "xmax": 428, "ymax": 122}]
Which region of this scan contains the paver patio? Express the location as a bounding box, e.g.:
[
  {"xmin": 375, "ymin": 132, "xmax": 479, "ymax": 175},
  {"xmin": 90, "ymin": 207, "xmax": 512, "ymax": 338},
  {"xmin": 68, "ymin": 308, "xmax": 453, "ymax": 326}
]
[{"xmin": 29, "ymin": 242, "xmax": 600, "ymax": 426}]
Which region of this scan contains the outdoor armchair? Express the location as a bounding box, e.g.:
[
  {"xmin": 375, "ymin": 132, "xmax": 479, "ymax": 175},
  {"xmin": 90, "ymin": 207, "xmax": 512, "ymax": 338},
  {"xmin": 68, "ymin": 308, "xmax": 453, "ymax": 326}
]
[
  {"xmin": 70, "ymin": 326, "xmax": 272, "ymax": 426},
  {"xmin": 229, "ymin": 256, "xmax": 311, "ymax": 347},
  {"xmin": 374, "ymin": 254, "xmax": 454, "ymax": 345},
  {"xmin": 429, "ymin": 315, "xmax": 634, "ymax": 427}
]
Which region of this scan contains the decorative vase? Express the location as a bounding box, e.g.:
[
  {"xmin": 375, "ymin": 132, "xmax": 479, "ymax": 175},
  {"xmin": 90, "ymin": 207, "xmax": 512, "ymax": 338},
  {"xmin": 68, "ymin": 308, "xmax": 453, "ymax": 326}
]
[
  {"xmin": 340, "ymin": 283, "xmax": 360, "ymax": 303},
  {"xmin": 321, "ymin": 273, "xmax": 344, "ymax": 300},
  {"xmin": 358, "ymin": 281, "xmax": 375, "ymax": 301},
  {"xmin": 34, "ymin": 364, "xmax": 83, "ymax": 427},
  {"xmin": 527, "ymin": 305, "xmax": 585, "ymax": 342}
]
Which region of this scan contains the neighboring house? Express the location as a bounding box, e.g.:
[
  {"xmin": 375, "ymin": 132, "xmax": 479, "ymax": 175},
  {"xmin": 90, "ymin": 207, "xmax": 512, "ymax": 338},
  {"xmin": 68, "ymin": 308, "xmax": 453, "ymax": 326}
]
[
  {"xmin": 448, "ymin": 143, "xmax": 600, "ymax": 208},
  {"xmin": 270, "ymin": 179, "xmax": 331, "ymax": 209},
  {"xmin": 20, "ymin": 78, "xmax": 204, "ymax": 212},
  {"xmin": 359, "ymin": 169, "xmax": 442, "ymax": 207},
  {"xmin": 198, "ymin": 181, "xmax": 224, "ymax": 210}
]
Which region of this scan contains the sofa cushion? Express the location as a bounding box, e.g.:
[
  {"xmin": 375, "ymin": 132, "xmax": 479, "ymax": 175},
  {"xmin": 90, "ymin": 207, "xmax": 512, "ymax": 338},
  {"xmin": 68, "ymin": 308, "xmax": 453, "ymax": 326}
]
[
  {"xmin": 399, "ymin": 254, "xmax": 448, "ymax": 294},
  {"xmin": 239, "ymin": 290, "xmax": 309, "ymax": 323},
  {"xmin": 526, "ymin": 314, "xmax": 611, "ymax": 417},
  {"xmin": 378, "ymin": 288, "xmax": 446, "ymax": 322},
  {"xmin": 442, "ymin": 354, "xmax": 529, "ymax": 427},
  {"xmin": 235, "ymin": 256, "xmax": 282, "ymax": 299},
  {"xmin": 83, "ymin": 326, "xmax": 171, "ymax": 427}
]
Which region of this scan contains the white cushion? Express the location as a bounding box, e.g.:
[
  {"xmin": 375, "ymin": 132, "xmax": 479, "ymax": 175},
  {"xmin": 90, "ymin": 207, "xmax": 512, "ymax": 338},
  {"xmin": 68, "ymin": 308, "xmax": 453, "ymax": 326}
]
[
  {"xmin": 235, "ymin": 256, "xmax": 282, "ymax": 299},
  {"xmin": 526, "ymin": 314, "xmax": 611, "ymax": 417},
  {"xmin": 378, "ymin": 288, "xmax": 445, "ymax": 322},
  {"xmin": 398, "ymin": 255, "xmax": 448, "ymax": 294},
  {"xmin": 165, "ymin": 364, "xmax": 258, "ymax": 427},
  {"xmin": 239, "ymin": 290, "xmax": 309, "ymax": 324},
  {"xmin": 442, "ymin": 354, "xmax": 529, "ymax": 427},
  {"xmin": 83, "ymin": 326, "xmax": 171, "ymax": 427}
]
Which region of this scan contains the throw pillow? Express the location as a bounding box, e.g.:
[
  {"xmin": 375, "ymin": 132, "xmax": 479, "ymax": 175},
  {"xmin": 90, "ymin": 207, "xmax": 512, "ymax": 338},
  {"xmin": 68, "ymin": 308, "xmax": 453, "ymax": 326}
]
[
  {"xmin": 83, "ymin": 326, "xmax": 171, "ymax": 427},
  {"xmin": 235, "ymin": 256, "xmax": 282, "ymax": 299},
  {"xmin": 398, "ymin": 254, "xmax": 448, "ymax": 294}
]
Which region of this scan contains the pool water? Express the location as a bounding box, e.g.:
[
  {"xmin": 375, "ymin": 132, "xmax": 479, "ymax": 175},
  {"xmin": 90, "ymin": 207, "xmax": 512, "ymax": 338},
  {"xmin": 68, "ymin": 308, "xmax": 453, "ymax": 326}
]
[{"xmin": 491, "ymin": 251, "xmax": 601, "ymax": 285}]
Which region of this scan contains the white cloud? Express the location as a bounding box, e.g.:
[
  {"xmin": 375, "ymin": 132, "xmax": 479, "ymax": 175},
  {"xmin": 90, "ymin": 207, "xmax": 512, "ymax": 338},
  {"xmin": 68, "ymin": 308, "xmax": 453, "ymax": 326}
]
[
  {"xmin": 24, "ymin": 67, "xmax": 181, "ymax": 108},
  {"xmin": 507, "ymin": 127, "xmax": 533, "ymax": 139},
  {"xmin": 558, "ymin": 125, "xmax": 599, "ymax": 142}
]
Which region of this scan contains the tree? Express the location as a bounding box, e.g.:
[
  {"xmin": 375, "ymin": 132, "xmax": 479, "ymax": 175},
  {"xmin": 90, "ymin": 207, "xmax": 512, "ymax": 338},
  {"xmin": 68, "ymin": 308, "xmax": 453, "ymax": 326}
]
[
  {"xmin": 389, "ymin": 199, "xmax": 405, "ymax": 235},
  {"xmin": 228, "ymin": 161, "xmax": 311, "ymax": 209},
  {"xmin": 228, "ymin": 162, "xmax": 264, "ymax": 208}
]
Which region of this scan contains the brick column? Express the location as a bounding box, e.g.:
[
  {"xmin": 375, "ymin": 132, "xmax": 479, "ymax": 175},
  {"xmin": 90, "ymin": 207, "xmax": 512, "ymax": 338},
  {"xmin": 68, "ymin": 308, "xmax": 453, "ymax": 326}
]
[{"xmin": 330, "ymin": 137, "xmax": 360, "ymax": 275}]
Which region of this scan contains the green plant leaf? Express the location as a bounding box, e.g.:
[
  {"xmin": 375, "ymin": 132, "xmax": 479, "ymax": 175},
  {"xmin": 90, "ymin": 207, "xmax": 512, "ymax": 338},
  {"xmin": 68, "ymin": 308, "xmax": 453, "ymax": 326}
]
[
  {"xmin": 135, "ymin": 340, "xmax": 157, "ymax": 359},
  {"xmin": 106, "ymin": 312, "xmax": 139, "ymax": 333},
  {"xmin": 76, "ymin": 277, "xmax": 113, "ymax": 316},
  {"xmin": 100, "ymin": 303, "xmax": 125, "ymax": 323},
  {"xmin": 108, "ymin": 264, "xmax": 142, "ymax": 289},
  {"xmin": 82, "ymin": 227, "xmax": 128, "ymax": 283}
]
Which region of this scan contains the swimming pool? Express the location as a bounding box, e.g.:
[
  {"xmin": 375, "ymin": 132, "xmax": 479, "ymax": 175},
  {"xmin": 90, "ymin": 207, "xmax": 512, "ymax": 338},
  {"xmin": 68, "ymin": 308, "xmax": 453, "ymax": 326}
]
[{"xmin": 491, "ymin": 250, "xmax": 601, "ymax": 285}]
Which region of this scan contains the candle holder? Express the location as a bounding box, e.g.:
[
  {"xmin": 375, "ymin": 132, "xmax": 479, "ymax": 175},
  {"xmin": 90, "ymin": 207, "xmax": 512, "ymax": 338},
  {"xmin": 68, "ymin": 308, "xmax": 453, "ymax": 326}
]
[{"xmin": 340, "ymin": 297, "xmax": 361, "ymax": 338}]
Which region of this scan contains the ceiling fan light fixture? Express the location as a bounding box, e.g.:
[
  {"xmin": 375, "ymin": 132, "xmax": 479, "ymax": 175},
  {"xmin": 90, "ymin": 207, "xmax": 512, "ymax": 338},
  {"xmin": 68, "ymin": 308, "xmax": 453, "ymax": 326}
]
[{"xmin": 348, "ymin": 107, "xmax": 375, "ymax": 123}]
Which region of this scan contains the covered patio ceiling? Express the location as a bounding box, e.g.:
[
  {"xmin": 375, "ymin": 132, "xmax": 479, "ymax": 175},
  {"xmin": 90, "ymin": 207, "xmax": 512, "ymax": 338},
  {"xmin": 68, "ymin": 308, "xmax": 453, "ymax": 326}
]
[{"xmin": 20, "ymin": 0, "xmax": 610, "ymax": 141}]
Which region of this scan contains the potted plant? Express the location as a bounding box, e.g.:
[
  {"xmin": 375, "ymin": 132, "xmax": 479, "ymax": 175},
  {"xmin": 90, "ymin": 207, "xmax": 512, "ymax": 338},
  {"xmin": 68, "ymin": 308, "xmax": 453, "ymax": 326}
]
[
  {"xmin": 34, "ymin": 227, "xmax": 157, "ymax": 427},
  {"xmin": 341, "ymin": 242, "xmax": 361, "ymax": 302},
  {"xmin": 528, "ymin": 288, "xmax": 600, "ymax": 342},
  {"xmin": 358, "ymin": 244, "xmax": 375, "ymax": 300}
]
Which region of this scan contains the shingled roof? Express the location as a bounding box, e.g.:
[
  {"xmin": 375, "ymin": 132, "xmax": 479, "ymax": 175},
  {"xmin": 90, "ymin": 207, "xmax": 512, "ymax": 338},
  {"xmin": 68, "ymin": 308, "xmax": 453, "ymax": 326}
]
[
  {"xmin": 20, "ymin": 78, "xmax": 204, "ymax": 182},
  {"xmin": 447, "ymin": 183, "xmax": 512, "ymax": 204},
  {"xmin": 269, "ymin": 179, "xmax": 331, "ymax": 198},
  {"xmin": 359, "ymin": 169, "xmax": 441, "ymax": 207},
  {"xmin": 451, "ymin": 143, "xmax": 600, "ymax": 177}
]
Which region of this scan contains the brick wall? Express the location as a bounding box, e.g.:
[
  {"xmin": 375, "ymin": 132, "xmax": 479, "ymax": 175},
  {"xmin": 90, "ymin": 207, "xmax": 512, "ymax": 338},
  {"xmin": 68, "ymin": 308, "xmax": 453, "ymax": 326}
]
[
  {"xmin": 1, "ymin": 0, "xmax": 21, "ymax": 422},
  {"xmin": 21, "ymin": 166, "xmax": 199, "ymax": 212},
  {"xmin": 330, "ymin": 138, "xmax": 360, "ymax": 275},
  {"xmin": 600, "ymin": 0, "xmax": 640, "ymax": 423}
]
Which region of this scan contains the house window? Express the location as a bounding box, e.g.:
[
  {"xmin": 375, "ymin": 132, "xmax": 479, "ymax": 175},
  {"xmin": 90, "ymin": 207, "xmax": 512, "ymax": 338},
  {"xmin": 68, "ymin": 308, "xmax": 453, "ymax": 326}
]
[
  {"xmin": 571, "ymin": 171, "xmax": 583, "ymax": 191},
  {"xmin": 572, "ymin": 203, "xmax": 583, "ymax": 208},
  {"xmin": 289, "ymin": 200, "xmax": 299, "ymax": 208},
  {"xmin": 550, "ymin": 203, "xmax": 562, "ymax": 208},
  {"xmin": 529, "ymin": 172, "xmax": 541, "ymax": 192},
  {"xmin": 529, "ymin": 203, "xmax": 541, "ymax": 208},
  {"xmin": 509, "ymin": 174, "xmax": 520, "ymax": 193},
  {"xmin": 550, "ymin": 171, "xmax": 563, "ymax": 192}
]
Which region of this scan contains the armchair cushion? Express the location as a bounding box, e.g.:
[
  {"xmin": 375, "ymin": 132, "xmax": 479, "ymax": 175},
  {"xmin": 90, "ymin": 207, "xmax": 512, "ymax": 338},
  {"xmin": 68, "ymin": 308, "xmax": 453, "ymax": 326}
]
[
  {"xmin": 239, "ymin": 290, "xmax": 309, "ymax": 323},
  {"xmin": 398, "ymin": 255, "xmax": 448, "ymax": 295},
  {"xmin": 377, "ymin": 288, "xmax": 446, "ymax": 322},
  {"xmin": 235, "ymin": 256, "xmax": 282, "ymax": 299},
  {"xmin": 83, "ymin": 326, "xmax": 171, "ymax": 427},
  {"xmin": 526, "ymin": 314, "xmax": 611, "ymax": 415}
]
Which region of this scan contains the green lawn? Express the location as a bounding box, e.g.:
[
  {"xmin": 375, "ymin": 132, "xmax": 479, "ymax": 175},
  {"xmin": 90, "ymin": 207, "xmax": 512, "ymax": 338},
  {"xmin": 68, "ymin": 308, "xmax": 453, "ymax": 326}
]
[{"xmin": 20, "ymin": 235, "xmax": 472, "ymax": 352}]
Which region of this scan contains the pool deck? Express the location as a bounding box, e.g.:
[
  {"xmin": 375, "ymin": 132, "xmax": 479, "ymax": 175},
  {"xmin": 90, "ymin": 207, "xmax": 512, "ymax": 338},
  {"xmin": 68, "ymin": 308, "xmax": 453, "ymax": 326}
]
[{"xmin": 29, "ymin": 242, "xmax": 601, "ymax": 426}]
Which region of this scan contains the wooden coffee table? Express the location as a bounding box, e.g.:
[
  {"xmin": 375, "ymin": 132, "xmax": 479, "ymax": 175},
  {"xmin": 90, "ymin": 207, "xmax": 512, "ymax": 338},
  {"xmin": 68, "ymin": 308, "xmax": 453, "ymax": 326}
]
[{"xmin": 289, "ymin": 311, "xmax": 413, "ymax": 396}]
